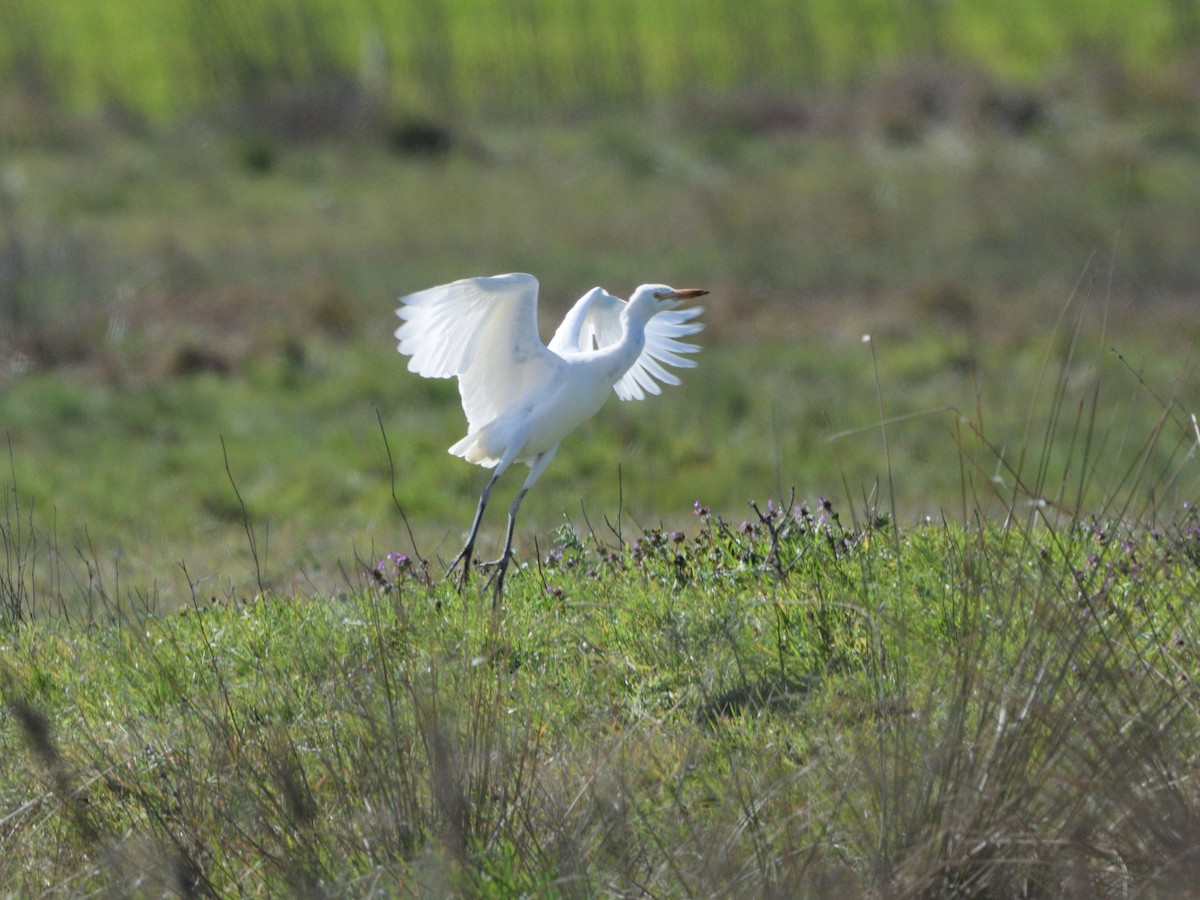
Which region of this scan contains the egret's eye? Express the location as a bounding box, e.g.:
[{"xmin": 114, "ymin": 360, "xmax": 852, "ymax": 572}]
[{"xmin": 653, "ymin": 291, "xmax": 666, "ymax": 299}]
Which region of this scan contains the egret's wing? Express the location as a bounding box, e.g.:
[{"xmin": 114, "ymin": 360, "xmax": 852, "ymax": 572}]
[
  {"xmin": 395, "ymin": 273, "xmax": 559, "ymax": 430},
  {"xmin": 548, "ymin": 287, "xmax": 622, "ymax": 353},
  {"xmin": 613, "ymin": 306, "xmax": 704, "ymax": 401}
]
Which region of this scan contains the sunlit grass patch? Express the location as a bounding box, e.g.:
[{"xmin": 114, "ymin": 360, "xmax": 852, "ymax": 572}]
[{"xmin": 5, "ymin": 476, "xmax": 1200, "ymax": 893}]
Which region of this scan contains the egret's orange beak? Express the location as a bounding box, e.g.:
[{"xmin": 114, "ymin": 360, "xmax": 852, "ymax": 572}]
[{"xmin": 664, "ymin": 289, "xmax": 708, "ymax": 300}]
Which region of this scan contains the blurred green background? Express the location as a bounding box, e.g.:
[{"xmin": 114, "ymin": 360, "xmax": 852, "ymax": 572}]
[{"xmin": 3, "ymin": 0, "xmax": 1200, "ymax": 600}]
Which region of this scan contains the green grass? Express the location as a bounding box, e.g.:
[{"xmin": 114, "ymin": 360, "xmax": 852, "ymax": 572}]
[
  {"xmin": 4, "ymin": 0, "xmax": 1200, "ymax": 120},
  {"xmin": 4, "ymin": 490, "xmax": 1200, "ymax": 894}
]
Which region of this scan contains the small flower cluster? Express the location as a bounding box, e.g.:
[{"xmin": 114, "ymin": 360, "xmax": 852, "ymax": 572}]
[
  {"xmin": 629, "ymin": 525, "xmax": 693, "ymax": 582},
  {"xmin": 371, "ymin": 551, "xmax": 414, "ymax": 592},
  {"xmin": 696, "ymin": 493, "xmax": 855, "ymax": 581},
  {"xmin": 1058, "ymin": 516, "xmax": 1175, "ymax": 616}
]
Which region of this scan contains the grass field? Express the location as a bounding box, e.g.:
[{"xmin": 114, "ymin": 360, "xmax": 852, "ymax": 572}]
[
  {"xmin": 5, "ymin": 488, "xmax": 1200, "ymax": 893},
  {"xmin": 4, "ymin": 5, "xmax": 1200, "ymax": 894},
  {"xmin": 3, "ymin": 65, "xmax": 1200, "ymax": 599}
]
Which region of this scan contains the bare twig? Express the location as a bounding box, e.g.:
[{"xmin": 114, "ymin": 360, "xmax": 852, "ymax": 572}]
[
  {"xmin": 864, "ymin": 334, "xmax": 899, "ymax": 555},
  {"xmin": 220, "ymin": 436, "xmax": 264, "ymax": 596},
  {"xmin": 603, "ymin": 464, "xmax": 625, "ymax": 548},
  {"xmin": 2, "ymin": 434, "xmax": 35, "ymax": 625},
  {"xmin": 748, "ymin": 487, "xmax": 796, "ymax": 581},
  {"xmin": 376, "ymin": 409, "xmax": 425, "ymax": 563}
]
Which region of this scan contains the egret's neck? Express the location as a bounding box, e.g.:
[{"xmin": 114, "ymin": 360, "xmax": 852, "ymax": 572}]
[{"xmin": 605, "ymin": 307, "xmax": 648, "ymax": 372}]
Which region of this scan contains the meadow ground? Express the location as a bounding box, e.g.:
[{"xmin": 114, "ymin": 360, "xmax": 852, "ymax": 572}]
[
  {"xmin": 3, "ymin": 58, "xmax": 1200, "ymax": 600},
  {"xmin": 3, "ymin": 54, "xmax": 1200, "ymax": 895}
]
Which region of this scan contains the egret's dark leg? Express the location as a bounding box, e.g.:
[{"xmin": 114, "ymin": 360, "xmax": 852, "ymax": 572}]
[
  {"xmin": 447, "ymin": 470, "xmax": 499, "ymax": 587},
  {"xmin": 488, "ymin": 447, "xmax": 558, "ymax": 603},
  {"xmin": 490, "ymin": 486, "xmax": 528, "ymax": 603}
]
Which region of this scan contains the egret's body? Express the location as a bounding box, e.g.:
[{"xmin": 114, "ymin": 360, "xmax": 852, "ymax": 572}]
[{"xmin": 395, "ymin": 273, "xmax": 705, "ymax": 596}]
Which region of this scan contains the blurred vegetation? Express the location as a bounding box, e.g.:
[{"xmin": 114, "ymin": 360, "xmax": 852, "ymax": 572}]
[{"xmin": 3, "ymin": 0, "xmax": 1200, "ymax": 120}]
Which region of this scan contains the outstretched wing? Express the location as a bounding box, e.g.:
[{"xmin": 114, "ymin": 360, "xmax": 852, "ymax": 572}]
[
  {"xmin": 615, "ymin": 307, "xmax": 704, "ymax": 400},
  {"xmin": 549, "ymin": 288, "xmax": 704, "ymax": 402},
  {"xmin": 395, "ymin": 273, "xmax": 559, "ymax": 430}
]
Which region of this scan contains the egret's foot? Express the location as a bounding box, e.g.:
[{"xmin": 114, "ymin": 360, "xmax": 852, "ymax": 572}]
[
  {"xmin": 445, "ymin": 544, "xmax": 476, "ymax": 591},
  {"xmin": 480, "ymin": 552, "xmax": 514, "ymax": 605}
]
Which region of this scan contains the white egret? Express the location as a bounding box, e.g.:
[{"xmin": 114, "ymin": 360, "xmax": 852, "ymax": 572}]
[{"xmin": 394, "ymin": 273, "xmax": 706, "ymax": 597}]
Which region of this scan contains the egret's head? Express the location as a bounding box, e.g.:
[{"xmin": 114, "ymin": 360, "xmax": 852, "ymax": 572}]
[{"xmin": 628, "ymin": 284, "xmax": 708, "ymax": 319}]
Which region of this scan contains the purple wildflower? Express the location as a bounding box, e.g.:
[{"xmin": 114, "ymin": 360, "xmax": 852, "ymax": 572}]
[{"xmin": 373, "ymin": 551, "xmax": 412, "ymax": 590}]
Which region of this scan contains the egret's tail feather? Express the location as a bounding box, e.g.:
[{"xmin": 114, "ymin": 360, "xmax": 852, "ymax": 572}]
[{"xmin": 449, "ymin": 428, "xmax": 501, "ymax": 467}]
